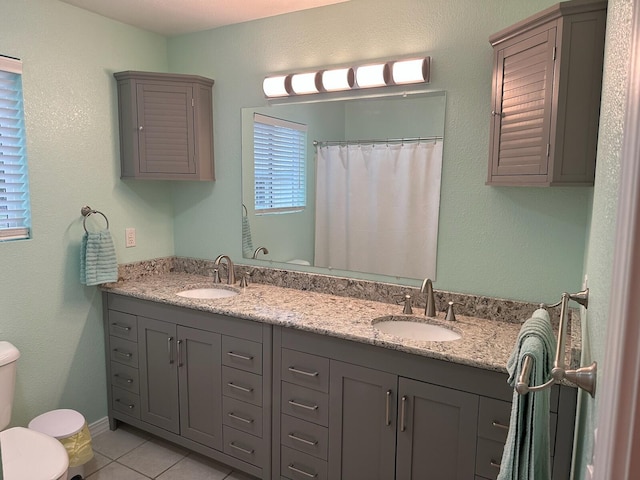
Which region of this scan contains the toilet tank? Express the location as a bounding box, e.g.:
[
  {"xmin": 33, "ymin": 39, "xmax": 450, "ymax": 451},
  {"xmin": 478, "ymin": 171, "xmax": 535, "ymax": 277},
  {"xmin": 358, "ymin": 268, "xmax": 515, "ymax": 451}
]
[{"xmin": 0, "ymin": 341, "xmax": 20, "ymax": 430}]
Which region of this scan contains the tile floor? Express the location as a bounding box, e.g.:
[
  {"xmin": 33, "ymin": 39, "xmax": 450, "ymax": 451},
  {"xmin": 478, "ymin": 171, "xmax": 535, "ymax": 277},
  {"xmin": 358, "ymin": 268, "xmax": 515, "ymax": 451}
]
[{"xmin": 84, "ymin": 424, "xmax": 258, "ymax": 480}]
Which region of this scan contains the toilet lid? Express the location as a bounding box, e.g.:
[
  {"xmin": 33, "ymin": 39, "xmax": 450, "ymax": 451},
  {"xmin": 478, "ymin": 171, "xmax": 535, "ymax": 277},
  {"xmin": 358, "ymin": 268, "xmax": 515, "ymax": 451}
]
[{"xmin": 0, "ymin": 427, "xmax": 69, "ymax": 480}]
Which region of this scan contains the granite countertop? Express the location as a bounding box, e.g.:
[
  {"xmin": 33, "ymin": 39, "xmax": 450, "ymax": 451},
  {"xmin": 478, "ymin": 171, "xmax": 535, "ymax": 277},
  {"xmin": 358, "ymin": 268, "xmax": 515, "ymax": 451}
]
[{"xmin": 102, "ymin": 272, "xmax": 574, "ymax": 375}]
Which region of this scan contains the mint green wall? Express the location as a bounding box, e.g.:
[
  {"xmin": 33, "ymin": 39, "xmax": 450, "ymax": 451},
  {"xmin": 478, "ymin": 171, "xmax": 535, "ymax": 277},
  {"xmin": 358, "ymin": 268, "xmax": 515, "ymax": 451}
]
[
  {"xmin": 168, "ymin": 0, "xmax": 591, "ymax": 304},
  {"xmin": 0, "ymin": 1, "xmax": 171, "ymax": 426},
  {"xmin": 573, "ymin": 0, "xmax": 634, "ymax": 477}
]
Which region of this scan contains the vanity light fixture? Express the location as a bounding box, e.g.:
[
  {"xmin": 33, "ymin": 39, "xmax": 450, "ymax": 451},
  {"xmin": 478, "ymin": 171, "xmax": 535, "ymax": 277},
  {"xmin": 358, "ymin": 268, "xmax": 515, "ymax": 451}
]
[
  {"xmin": 390, "ymin": 57, "xmax": 431, "ymax": 85},
  {"xmin": 354, "ymin": 63, "xmax": 388, "ymax": 88},
  {"xmin": 290, "ymin": 72, "xmax": 321, "ymax": 95},
  {"xmin": 262, "ymin": 75, "xmax": 291, "ymax": 97},
  {"xmin": 321, "ymin": 67, "xmax": 355, "ymax": 92},
  {"xmin": 263, "ymin": 56, "xmax": 430, "ymax": 98}
]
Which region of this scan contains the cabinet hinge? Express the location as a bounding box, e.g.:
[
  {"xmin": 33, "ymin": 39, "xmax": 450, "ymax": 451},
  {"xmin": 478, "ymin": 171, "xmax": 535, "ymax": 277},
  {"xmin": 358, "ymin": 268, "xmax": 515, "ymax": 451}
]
[
  {"xmin": 546, "ymin": 143, "xmax": 550, "ymax": 157},
  {"xmin": 192, "ymin": 98, "xmax": 195, "ymax": 107}
]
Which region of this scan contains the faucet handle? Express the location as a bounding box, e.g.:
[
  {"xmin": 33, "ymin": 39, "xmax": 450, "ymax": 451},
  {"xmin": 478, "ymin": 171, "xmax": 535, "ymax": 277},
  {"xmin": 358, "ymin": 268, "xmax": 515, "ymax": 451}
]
[
  {"xmin": 396, "ymin": 294, "xmax": 413, "ymax": 314},
  {"xmin": 212, "ymin": 267, "xmax": 221, "ymax": 284},
  {"xmin": 445, "ymin": 301, "xmax": 459, "ymax": 321},
  {"xmin": 239, "ymin": 271, "xmax": 250, "ymax": 288}
]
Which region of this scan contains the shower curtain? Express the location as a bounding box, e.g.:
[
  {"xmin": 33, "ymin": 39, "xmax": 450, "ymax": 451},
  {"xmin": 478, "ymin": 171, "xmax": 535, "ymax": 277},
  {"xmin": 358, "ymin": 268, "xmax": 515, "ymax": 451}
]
[{"xmin": 314, "ymin": 141, "xmax": 443, "ymax": 279}]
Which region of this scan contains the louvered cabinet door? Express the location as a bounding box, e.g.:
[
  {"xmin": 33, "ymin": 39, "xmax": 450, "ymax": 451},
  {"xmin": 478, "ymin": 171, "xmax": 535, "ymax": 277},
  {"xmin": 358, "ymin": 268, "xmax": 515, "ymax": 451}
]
[
  {"xmin": 488, "ymin": 26, "xmax": 556, "ymax": 184},
  {"xmin": 136, "ymin": 83, "xmax": 196, "ymax": 176}
]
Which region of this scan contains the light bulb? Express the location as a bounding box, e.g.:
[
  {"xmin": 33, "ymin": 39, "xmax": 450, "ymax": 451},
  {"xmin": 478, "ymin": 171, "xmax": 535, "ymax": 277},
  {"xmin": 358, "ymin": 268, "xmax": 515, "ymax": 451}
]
[
  {"xmin": 291, "ymin": 72, "xmax": 320, "ymax": 95},
  {"xmin": 321, "ymin": 68, "xmax": 354, "ymax": 92},
  {"xmin": 262, "ymin": 75, "xmax": 290, "ymax": 97},
  {"xmin": 355, "ymin": 63, "xmax": 388, "ymax": 88},
  {"xmin": 391, "ymin": 57, "xmax": 430, "ymax": 85}
]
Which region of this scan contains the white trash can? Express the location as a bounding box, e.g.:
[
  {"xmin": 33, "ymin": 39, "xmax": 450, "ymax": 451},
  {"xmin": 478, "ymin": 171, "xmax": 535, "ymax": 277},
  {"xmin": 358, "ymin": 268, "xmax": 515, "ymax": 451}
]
[{"xmin": 29, "ymin": 409, "xmax": 94, "ymax": 480}]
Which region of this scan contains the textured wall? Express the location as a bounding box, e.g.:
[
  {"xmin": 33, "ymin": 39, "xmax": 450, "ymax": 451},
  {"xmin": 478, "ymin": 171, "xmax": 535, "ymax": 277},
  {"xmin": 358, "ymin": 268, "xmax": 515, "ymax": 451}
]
[
  {"xmin": 0, "ymin": 1, "xmax": 170, "ymax": 426},
  {"xmin": 168, "ymin": 0, "xmax": 591, "ymax": 304},
  {"xmin": 573, "ymin": 0, "xmax": 634, "ymax": 477}
]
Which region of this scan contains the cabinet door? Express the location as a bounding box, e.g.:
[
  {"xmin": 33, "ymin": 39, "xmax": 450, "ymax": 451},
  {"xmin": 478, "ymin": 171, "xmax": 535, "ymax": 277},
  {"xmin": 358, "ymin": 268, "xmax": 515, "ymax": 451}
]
[
  {"xmin": 489, "ymin": 26, "xmax": 556, "ymax": 181},
  {"xmin": 396, "ymin": 377, "xmax": 479, "ymax": 480},
  {"xmin": 328, "ymin": 360, "xmax": 397, "ymax": 480},
  {"xmin": 136, "ymin": 83, "xmax": 196, "ymax": 175},
  {"xmin": 177, "ymin": 325, "xmax": 222, "ymax": 450},
  {"xmin": 138, "ymin": 316, "xmax": 179, "ymax": 433}
]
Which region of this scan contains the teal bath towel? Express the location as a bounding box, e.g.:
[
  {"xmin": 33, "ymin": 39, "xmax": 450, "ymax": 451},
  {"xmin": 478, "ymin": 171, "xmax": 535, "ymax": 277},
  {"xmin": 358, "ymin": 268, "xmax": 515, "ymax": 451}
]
[
  {"xmin": 498, "ymin": 308, "xmax": 556, "ymax": 480},
  {"xmin": 80, "ymin": 230, "xmax": 118, "ymax": 286}
]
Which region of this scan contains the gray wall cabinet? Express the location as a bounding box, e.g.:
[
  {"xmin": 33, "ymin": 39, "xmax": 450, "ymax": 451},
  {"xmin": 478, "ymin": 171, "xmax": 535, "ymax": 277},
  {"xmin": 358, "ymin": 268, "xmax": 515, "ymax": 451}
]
[
  {"xmin": 487, "ymin": 0, "xmax": 607, "ymax": 186},
  {"xmin": 103, "ymin": 293, "xmax": 272, "ymax": 479},
  {"xmin": 114, "ymin": 71, "xmax": 215, "ymax": 181}
]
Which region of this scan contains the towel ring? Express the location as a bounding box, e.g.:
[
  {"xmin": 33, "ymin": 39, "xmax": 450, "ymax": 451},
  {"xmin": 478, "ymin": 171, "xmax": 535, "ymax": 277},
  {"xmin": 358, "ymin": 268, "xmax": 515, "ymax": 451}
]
[{"xmin": 81, "ymin": 205, "xmax": 109, "ymax": 233}]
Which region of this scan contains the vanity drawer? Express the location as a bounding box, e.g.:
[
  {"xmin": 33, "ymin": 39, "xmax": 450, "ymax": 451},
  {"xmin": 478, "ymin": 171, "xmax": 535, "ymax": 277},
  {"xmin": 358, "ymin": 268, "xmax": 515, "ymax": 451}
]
[
  {"xmin": 281, "ymin": 414, "xmax": 328, "ymax": 460},
  {"xmin": 475, "ymin": 437, "xmax": 504, "ymax": 480},
  {"xmin": 281, "ymin": 348, "xmax": 329, "ymax": 393},
  {"xmin": 478, "ymin": 397, "xmax": 511, "ymax": 443},
  {"xmin": 281, "ymin": 446, "xmax": 328, "ymax": 480},
  {"xmin": 111, "ymin": 386, "xmax": 140, "ymax": 419},
  {"xmin": 223, "ymin": 426, "xmax": 266, "ymax": 468},
  {"xmin": 110, "ymin": 362, "xmax": 139, "ymax": 394},
  {"xmin": 222, "ymin": 366, "xmax": 263, "ymax": 406},
  {"xmin": 281, "ymin": 382, "xmax": 329, "ymax": 427},
  {"xmin": 109, "ymin": 337, "xmax": 138, "ymax": 367},
  {"xmin": 478, "ymin": 398, "xmax": 558, "ymax": 455},
  {"xmin": 222, "ymin": 397, "xmax": 263, "ymax": 437},
  {"xmin": 222, "ymin": 336, "xmax": 262, "ymax": 375},
  {"xmin": 108, "ymin": 311, "xmax": 137, "ymax": 341}
]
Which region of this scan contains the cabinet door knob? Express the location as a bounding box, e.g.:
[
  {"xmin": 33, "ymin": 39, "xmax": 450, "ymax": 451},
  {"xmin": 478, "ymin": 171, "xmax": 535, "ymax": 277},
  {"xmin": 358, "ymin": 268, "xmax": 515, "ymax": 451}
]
[
  {"xmin": 491, "ymin": 110, "xmax": 503, "ymax": 117},
  {"xmin": 138, "ymin": 125, "xmax": 144, "ymax": 131}
]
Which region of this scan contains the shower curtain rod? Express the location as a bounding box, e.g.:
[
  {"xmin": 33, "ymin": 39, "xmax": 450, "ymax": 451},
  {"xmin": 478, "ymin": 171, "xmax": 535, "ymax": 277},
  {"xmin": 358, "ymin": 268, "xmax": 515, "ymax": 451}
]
[{"xmin": 313, "ymin": 136, "xmax": 443, "ymax": 147}]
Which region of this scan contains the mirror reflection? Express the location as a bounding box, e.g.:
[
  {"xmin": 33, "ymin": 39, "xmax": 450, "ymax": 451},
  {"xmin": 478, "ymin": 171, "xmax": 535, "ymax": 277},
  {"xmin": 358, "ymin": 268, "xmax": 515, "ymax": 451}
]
[{"xmin": 241, "ymin": 91, "xmax": 446, "ymax": 280}]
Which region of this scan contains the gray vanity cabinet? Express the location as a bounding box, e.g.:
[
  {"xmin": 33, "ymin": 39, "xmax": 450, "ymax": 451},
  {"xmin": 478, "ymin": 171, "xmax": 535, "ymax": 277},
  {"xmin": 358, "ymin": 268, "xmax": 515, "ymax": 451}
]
[
  {"xmin": 487, "ymin": 0, "xmax": 606, "ymax": 186},
  {"xmin": 138, "ymin": 317, "xmax": 222, "ymax": 449},
  {"xmin": 103, "ymin": 293, "xmax": 272, "ymax": 480},
  {"xmin": 114, "ymin": 71, "xmax": 215, "ymax": 181}
]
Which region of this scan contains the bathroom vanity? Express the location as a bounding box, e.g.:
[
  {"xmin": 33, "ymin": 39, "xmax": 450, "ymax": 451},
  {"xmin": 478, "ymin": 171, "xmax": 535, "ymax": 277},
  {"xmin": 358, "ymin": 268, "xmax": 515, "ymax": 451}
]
[{"xmin": 102, "ymin": 270, "xmax": 578, "ymax": 480}]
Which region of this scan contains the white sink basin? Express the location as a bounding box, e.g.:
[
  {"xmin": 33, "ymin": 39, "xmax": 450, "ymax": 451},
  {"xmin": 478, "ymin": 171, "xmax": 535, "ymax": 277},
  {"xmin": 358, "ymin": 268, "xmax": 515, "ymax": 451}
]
[
  {"xmin": 176, "ymin": 287, "xmax": 239, "ymax": 300},
  {"xmin": 373, "ymin": 316, "xmax": 461, "ymax": 342}
]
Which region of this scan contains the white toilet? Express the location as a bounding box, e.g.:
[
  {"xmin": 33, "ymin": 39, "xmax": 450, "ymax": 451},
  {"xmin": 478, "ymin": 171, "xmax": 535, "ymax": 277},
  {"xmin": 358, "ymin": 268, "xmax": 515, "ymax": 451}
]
[{"xmin": 0, "ymin": 341, "xmax": 69, "ymax": 480}]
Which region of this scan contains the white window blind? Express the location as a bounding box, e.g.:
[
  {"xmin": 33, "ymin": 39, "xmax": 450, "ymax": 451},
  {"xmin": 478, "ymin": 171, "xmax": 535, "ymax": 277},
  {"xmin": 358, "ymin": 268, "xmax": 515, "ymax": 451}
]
[
  {"xmin": 253, "ymin": 113, "xmax": 307, "ymax": 214},
  {"xmin": 0, "ymin": 56, "xmax": 31, "ymax": 241}
]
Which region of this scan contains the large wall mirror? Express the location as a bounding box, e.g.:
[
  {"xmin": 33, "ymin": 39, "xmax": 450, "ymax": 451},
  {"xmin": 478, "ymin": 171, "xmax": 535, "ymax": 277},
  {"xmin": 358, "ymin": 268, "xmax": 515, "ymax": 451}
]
[{"xmin": 241, "ymin": 90, "xmax": 446, "ymax": 280}]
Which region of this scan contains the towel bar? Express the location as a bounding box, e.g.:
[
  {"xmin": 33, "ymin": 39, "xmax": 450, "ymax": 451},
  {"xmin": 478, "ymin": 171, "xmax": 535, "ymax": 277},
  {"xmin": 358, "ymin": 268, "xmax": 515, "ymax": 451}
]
[
  {"xmin": 518, "ymin": 289, "xmax": 597, "ymax": 397},
  {"xmin": 81, "ymin": 205, "xmax": 109, "ymax": 233}
]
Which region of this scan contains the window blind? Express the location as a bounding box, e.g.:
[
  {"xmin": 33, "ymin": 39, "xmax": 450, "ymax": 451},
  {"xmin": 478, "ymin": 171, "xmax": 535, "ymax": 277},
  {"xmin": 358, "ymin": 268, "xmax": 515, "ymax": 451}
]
[
  {"xmin": 253, "ymin": 113, "xmax": 307, "ymax": 214},
  {"xmin": 0, "ymin": 56, "xmax": 31, "ymax": 241}
]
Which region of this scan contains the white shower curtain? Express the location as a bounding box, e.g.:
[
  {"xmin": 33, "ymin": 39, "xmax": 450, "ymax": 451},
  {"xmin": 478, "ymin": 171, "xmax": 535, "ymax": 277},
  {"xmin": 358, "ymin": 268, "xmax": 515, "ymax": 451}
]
[{"xmin": 314, "ymin": 141, "xmax": 443, "ymax": 279}]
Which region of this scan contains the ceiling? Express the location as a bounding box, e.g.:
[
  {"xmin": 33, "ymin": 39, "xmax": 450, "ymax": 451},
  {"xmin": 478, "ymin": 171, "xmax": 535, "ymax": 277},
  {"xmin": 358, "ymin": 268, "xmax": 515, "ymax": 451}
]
[{"xmin": 60, "ymin": 0, "xmax": 351, "ymax": 36}]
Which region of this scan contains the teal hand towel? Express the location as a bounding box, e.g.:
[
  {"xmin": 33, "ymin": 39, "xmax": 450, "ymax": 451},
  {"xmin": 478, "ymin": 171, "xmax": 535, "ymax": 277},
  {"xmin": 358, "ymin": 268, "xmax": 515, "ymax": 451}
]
[
  {"xmin": 80, "ymin": 230, "xmax": 118, "ymax": 286},
  {"xmin": 497, "ymin": 308, "xmax": 556, "ymax": 480}
]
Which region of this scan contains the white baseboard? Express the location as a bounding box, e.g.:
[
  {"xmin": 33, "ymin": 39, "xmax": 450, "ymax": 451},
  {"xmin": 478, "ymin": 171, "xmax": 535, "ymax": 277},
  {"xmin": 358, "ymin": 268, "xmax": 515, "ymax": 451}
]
[{"xmin": 88, "ymin": 416, "xmax": 110, "ymax": 438}]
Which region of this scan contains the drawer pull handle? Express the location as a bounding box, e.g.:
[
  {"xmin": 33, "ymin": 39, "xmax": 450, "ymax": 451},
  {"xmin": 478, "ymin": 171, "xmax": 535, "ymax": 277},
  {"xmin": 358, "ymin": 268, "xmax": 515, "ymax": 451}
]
[
  {"xmin": 385, "ymin": 390, "xmax": 392, "ymax": 426},
  {"xmin": 229, "ymin": 442, "xmax": 254, "ymax": 455},
  {"xmin": 114, "ymin": 374, "xmax": 133, "ymax": 384},
  {"xmin": 111, "ymin": 323, "xmax": 131, "ymax": 332},
  {"xmin": 288, "ymin": 366, "xmax": 319, "ymax": 377},
  {"xmin": 227, "ymin": 351, "xmax": 254, "ymax": 361},
  {"xmin": 400, "ymin": 395, "xmax": 408, "ymax": 432},
  {"xmin": 113, "ymin": 349, "xmax": 132, "ymax": 359},
  {"xmin": 288, "ymin": 433, "xmax": 318, "ymax": 446},
  {"xmin": 492, "ymin": 421, "xmax": 509, "ymax": 431},
  {"xmin": 228, "ymin": 412, "xmax": 254, "ymax": 424},
  {"xmin": 115, "ymin": 399, "xmax": 135, "ymax": 410},
  {"xmin": 289, "ymin": 399, "xmax": 319, "ymax": 411},
  {"xmin": 288, "ymin": 464, "xmax": 318, "ymax": 478},
  {"xmin": 227, "ymin": 382, "xmax": 254, "ymax": 393},
  {"xmin": 490, "ymin": 460, "xmax": 501, "ymax": 469}
]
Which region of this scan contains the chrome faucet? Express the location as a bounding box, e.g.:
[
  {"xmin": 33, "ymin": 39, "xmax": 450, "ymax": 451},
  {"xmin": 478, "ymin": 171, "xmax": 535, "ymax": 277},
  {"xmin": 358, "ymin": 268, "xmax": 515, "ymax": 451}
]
[
  {"xmin": 252, "ymin": 246, "xmax": 269, "ymax": 259},
  {"xmin": 214, "ymin": 255, "xmax": 236, "ymax": 284},
  {"xmin": 420, "ymin": 278, "xmax": 436, "ymax": 317}
]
